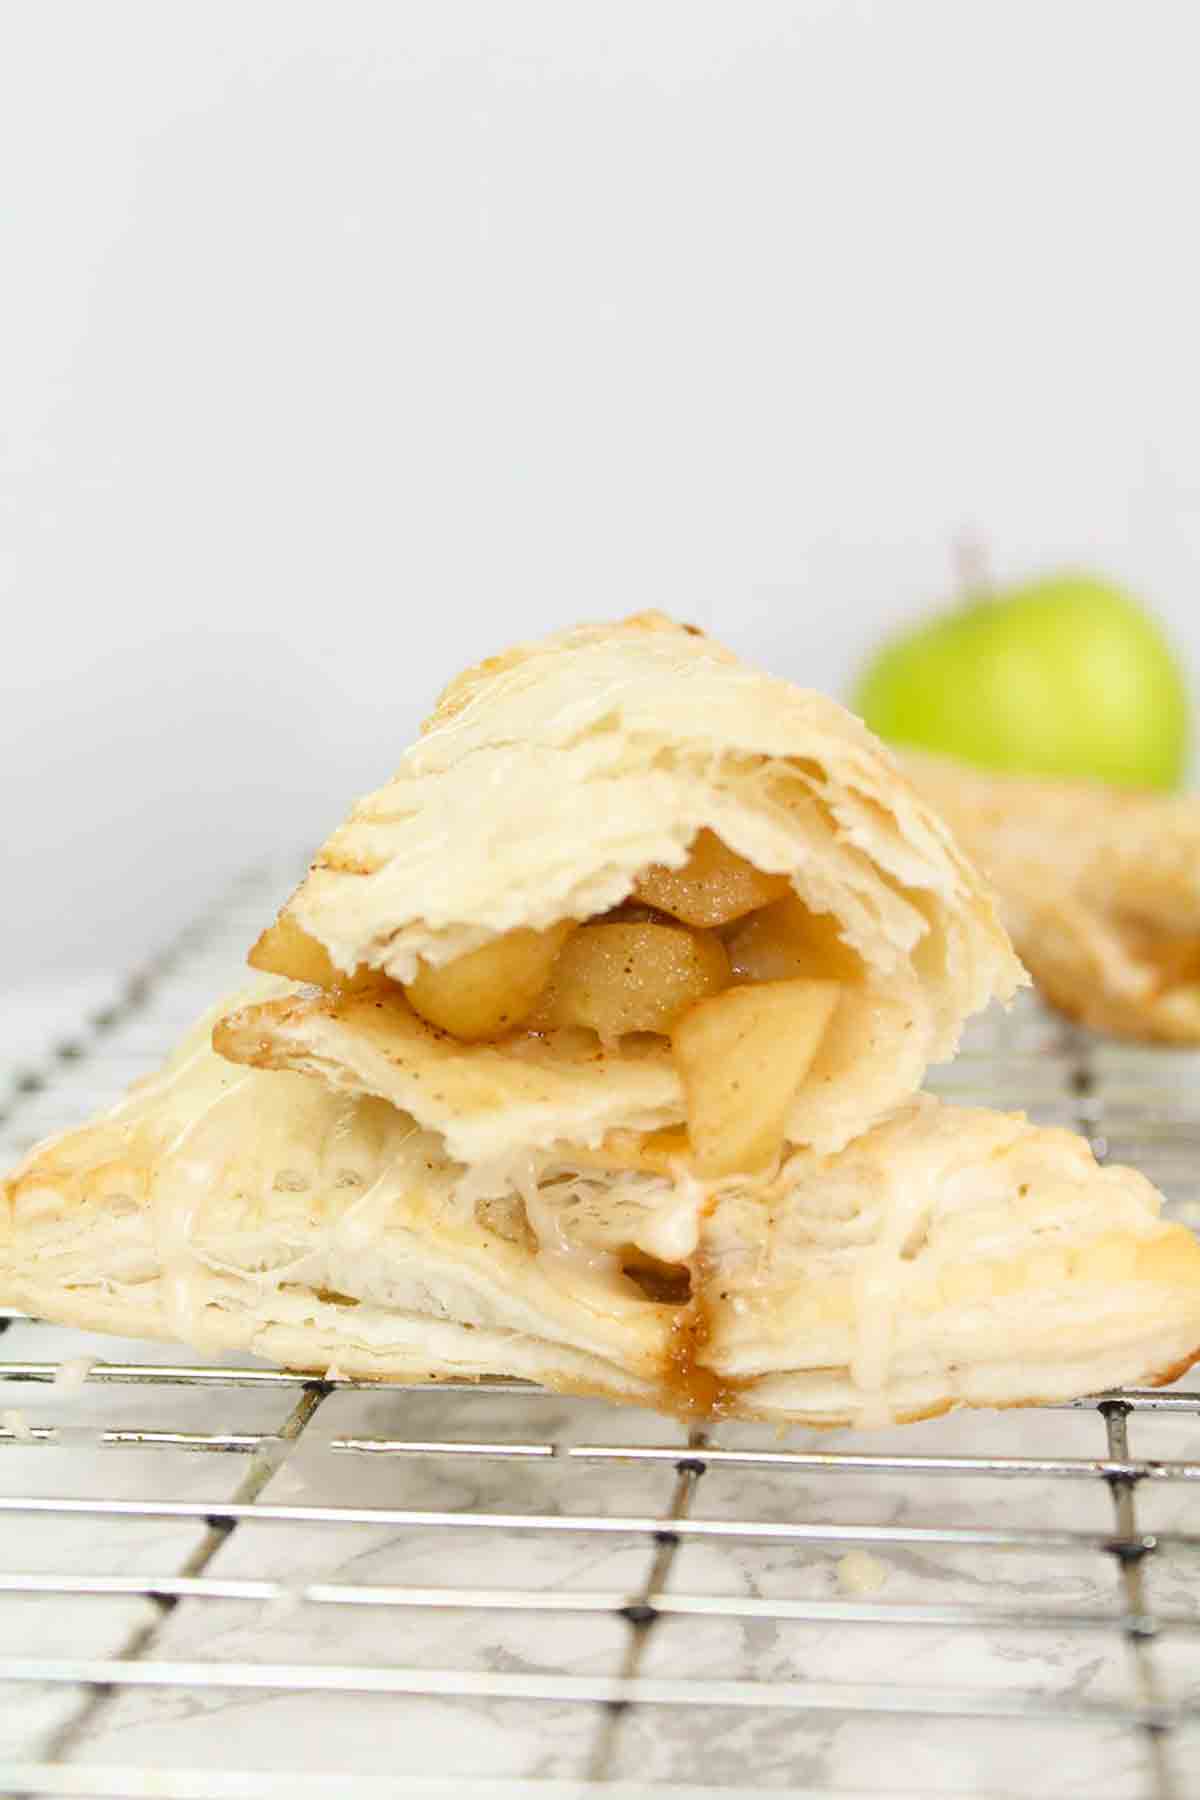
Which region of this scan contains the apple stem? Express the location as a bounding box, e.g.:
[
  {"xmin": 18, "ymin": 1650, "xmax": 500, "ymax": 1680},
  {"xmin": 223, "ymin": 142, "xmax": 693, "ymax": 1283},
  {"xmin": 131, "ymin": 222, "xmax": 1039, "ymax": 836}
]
[{"xmin": 953, "ymin": 530, "xmax": 993, "ymax": 602}]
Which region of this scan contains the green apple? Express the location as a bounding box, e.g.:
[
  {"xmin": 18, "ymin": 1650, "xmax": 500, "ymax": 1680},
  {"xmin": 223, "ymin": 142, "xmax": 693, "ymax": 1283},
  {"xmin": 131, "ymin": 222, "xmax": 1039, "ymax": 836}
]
[{"xmin": 854, "ymin": 571, "xmax": 1189, "ymax": 790}]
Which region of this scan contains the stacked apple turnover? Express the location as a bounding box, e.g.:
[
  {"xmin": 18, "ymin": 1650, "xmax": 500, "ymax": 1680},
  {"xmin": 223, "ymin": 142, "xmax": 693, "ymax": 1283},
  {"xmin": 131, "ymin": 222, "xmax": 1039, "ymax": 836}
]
[{"xmin": 6, "ymin": 614, "xmax": 1200, "ymax": 1426}]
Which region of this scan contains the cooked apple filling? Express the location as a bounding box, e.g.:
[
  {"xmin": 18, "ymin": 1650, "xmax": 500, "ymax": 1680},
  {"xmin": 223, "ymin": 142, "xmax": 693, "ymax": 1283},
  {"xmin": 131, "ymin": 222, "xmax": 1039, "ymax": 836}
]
[{"xmin": 249, "ymin": 830, "xmax": 864, "ymax": 1175}]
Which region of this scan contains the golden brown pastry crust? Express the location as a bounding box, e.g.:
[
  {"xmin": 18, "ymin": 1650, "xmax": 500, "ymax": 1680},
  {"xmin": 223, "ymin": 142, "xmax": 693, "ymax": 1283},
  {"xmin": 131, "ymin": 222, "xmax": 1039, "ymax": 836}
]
[
  {"xmin": 692, "ymin": 1094, "xmax": 1200, "ymax": 1426},
  {"xmin": 6, "ymin": 1012, "xmax": 1198, "ymax": 1428},
  {"xmin": 213, "ymin": 981, "xmax": 684, "ymax": 1166},
  {"xmin": 287, "ymin": 616, "xmax": 1016, "ymax": 1022},
  {"xmin": 220, "ymin": 616, "xmax": 1023, "ymax": 1156},
  {"xmin": 902, "ymin": 752, "xmax": 1200, "ymax": 1042}
]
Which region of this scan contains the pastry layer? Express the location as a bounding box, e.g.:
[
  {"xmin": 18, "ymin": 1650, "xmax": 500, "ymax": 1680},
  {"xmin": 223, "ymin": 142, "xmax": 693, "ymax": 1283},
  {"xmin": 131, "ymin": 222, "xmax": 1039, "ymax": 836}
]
[
  {"xmin": 694, "ymin": 1095, "xmax": 1200, "ymax": 1426},
  {"xmin": 6, "ymin": 1011, "xmax": 1198, "ymax": 1427},
  {"xmin": 214, "ymin": 965, "xmax": 935, "ymax": 1165}
]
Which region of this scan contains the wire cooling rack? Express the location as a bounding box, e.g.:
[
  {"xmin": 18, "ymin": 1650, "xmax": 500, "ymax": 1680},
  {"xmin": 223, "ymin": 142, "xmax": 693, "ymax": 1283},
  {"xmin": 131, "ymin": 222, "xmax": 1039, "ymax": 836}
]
[{"xmin": 2, "ymin": 865, "xmax": 1200, "ymax": 1799}]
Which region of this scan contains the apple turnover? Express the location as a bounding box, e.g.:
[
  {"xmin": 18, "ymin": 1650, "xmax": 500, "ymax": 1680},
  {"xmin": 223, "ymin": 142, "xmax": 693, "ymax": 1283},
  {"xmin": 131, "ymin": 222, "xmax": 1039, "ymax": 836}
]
[
  {"xmin": 4, "ymin": 614, "xmax": 1199, "ymax": 1423},
  {"xmin": 221, "ymin": 612, "xmax": 1023, "ymax": 1166},
  {"xmin": 903, "ymin": 750, "xmax": 1200, "ymax": 1043}
]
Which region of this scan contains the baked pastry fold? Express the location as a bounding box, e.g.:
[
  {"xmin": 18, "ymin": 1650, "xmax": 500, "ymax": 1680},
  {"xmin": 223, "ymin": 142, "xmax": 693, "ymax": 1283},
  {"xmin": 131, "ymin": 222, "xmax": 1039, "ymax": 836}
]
[
  {"xmin": 222, "ymin": 616, "xmax": 1023, "ymax": 1163},
  {"xmin": 902, "ymin": 751, "xmax": 1200, "ymax": 1043},
  {"xmin": 698, "ymin": 1097, "xmax": 1200, "ymax": 1425},
  {"xmin": 1, "ymin": 1001, "xmax": 673, "ymax": 1404},
  {"xmin": 4, "ymin": 1017, "xmax": 1198, "ymax": 1425}
]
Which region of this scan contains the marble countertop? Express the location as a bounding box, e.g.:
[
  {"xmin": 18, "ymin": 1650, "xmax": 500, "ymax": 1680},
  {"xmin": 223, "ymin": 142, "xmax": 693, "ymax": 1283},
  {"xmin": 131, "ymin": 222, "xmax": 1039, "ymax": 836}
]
[
  {"xmin": 3, "ymin": 1319, "xmax": 1198, "ymax": 1799},
  {"xmin": 2, "ymin": 870, "xmax": 1199, "ymax": 1799}
]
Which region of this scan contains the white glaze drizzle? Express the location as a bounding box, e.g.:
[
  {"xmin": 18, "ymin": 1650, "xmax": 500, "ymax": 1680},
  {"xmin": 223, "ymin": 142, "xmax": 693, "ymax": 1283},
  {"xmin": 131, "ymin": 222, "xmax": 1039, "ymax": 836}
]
[
  {"xmin": 516, "ymin": 1163, "xmax": 649, "ymax": 1313},
  {"xmin": 848, "ymin": 1154, "xmax": 937, "ymax": 1420},
  {"xmin": 151, "ymin": 1061, "xmax": 259, "ymax": 1346},
  {"xmin": 328, "ymin": 1133, "xmax": 417, "ymax": 1262}
]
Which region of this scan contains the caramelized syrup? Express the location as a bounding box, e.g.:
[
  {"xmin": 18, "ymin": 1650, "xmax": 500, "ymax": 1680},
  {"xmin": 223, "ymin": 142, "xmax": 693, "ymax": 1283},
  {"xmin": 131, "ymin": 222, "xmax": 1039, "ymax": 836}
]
[{"xmin": 660, "ymin": 1287, "xmax": 740, "ymax": 1419}]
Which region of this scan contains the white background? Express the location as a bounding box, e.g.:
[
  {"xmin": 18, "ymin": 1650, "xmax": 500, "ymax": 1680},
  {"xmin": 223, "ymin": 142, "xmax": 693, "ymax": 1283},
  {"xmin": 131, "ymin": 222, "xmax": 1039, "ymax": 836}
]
[{"xmin": 4, "ymin": 1, "xmax": 1200, "ymax": 986}]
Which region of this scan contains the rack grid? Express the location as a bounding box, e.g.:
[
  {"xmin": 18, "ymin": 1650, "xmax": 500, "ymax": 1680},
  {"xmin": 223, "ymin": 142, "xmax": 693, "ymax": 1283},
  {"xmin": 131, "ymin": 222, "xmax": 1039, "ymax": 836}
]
[{"xmin": 1, "ymin": 864, "xmax": 1199, "ymax": 1798}]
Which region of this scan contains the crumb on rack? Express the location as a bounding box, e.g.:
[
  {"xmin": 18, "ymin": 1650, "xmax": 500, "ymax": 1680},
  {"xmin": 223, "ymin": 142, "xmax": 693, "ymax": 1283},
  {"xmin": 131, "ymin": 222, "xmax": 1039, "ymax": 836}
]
[
  {"xmin": 837, "ymin": 1549, "xmax": 890, "ymax": 1596},
  {"xmin": 53, "ymin": 1357, "xmax": 94, "ymax": 1391}
]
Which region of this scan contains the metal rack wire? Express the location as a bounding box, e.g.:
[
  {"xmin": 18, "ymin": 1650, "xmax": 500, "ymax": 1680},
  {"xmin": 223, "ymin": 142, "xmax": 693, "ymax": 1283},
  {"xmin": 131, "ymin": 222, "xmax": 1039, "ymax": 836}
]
[{"xmin": 2, "ymin": 866, "xmax": 1199, "ymax": 1798}]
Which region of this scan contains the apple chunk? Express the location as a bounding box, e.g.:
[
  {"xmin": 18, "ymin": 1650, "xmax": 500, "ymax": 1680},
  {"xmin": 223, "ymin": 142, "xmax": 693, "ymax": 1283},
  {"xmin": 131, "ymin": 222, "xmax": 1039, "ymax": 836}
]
[
  {"xmin": 249, "ymin": 914, "xmax": 359, "ymax": 990},
  {"xmin": 672, "ymin": 979, "xmax": 841, "ymax": 1176},
  {"xmin": 633, "ymin": 830, "xmax": 790, "ymax": 927},
  {"xmin": 530, "ymin": 922, "xmax": 730, "ymax": 1041},
  {"xmin": 726, "ymin": 895, "xmax": 865, "ymax": 985},
  {"xmin": 406, "ymin": 923, "xmax": 574, "ymax": 1041}
]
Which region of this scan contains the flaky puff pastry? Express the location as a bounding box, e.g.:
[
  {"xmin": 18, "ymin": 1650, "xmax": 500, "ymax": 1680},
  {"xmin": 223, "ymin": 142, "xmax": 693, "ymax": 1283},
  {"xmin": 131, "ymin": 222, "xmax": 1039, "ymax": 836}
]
[
  {"xmin": 903, "ymin": 752, "xmax": 1200, "ymax": 1043},
  {"xmin": 0, "ymin": 996, "xmax": 673, "ymax": 1405},
  {"xmin": 220, "ymin": 616, "xmax": 1023, "ymax": 1162},
  {"xmin": 5, "ymin": 1002, "xmax": 1198, "ymax": 1426}
]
